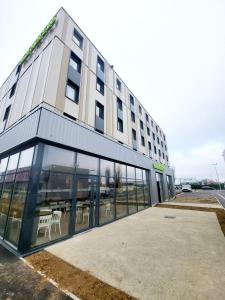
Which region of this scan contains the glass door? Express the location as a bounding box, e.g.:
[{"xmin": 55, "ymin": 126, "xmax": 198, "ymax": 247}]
[{"xmin": 75, "ymin": 176, "xmax": 98, "ymax": 233}]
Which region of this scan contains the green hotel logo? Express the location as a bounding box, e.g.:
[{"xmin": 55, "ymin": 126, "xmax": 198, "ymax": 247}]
[
  {"xmin": 153, "ymin": 162, "xmax": 165, "ymax": 172},
  {"xmin": 19, "ymin": 15, "xmax": 57, "ymax": 65}
]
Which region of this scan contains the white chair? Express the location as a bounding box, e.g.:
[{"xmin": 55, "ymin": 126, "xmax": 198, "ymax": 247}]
[
  {"xmin": 37, "ymin": 214, "xmax": 52, "ymax": 240},
  {"xmin": 105, "ymin": 203, "xmax": 111, "ymax": 216},
  {"xmin": 76, "ymin": 207, "xmax": 83, "ymax": 224},
  {"xmin": 82, "ymin": 207, "xmax": 89, "ymax": 225},
  {"xmin": 51, "ymin": 210, "xmax": 62, "ymax": 235}
]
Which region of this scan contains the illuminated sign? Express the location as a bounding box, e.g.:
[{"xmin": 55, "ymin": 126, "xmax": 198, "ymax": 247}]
[
  {"xmin": 153, "ymin": 162, "xmax": 165, "ymax": 172},
  {"xmin": 19, "ymin": 15, "xmax": 57, "ymax": 65}
]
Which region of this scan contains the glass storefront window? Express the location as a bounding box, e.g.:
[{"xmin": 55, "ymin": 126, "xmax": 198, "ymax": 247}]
[
  {"xmin": 42, "ymin": 145, "xmax": 76, "ymax": 173},
  {"xmin": 18, "ymin": 147, "xmax": 34, "ymax": 171},
  {"xmin": 143, "ymin": 171, "xmax": 150, "ymax": 206},
  {"xmin": 0, "ymin": 157, "xmax": 9, "ymax": 175},
  {"xmin": 0, "ymin": 179, "xmax": 14, "ymax": 237},
  {"xmin": 127, "ymin": 166, "xmax": 135, "ymax": 179},
  {"xmin": 77, "ymin": 153, "xmax": 99, "ymax": 175},
  {"xmin": 127, "ymin": 179, "xmax": 137, "ymax": 214},
  {"xmin": 136, "ymin": 168, "xmax": 143, "ymax": 180},
  {"xmin": 32, "ymin": 169, "xmax": 73, "ymax": 247},
  {"xmin": 7, "ymin": 153, "xmax": 20, "ymax": 174},
  {"xmin": 115, "ymin": 177, "xmax": 127, "ymax": 219},
  {"xmin": 136, "ymin": 180, "xmax": 144, "ymax": 211},
  {"xmin": 115, "ymin": 163, "xmax": 126, "ymax": 179},
  {"xmin": 99, "ymin": 176, "xmax": 115, "ymax": 224},
  {"xmin": 100, "ymin": 159, "xmax": 114, "ymax": 177}
]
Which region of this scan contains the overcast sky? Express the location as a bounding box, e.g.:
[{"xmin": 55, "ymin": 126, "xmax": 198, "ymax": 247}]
[{"xmin": 0, "ymin": 0, "xmax": 225, "ymax": 181}]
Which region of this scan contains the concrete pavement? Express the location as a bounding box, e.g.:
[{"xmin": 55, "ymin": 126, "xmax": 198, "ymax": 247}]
[{"xmin": 47, "ymin": 207, "xmax": 225, "ymax": 300}]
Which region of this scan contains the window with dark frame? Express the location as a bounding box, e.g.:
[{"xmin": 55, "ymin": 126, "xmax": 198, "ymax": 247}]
[
  {"xmin": 153, "ymin": 132, "xmax": 155, "ymax": 140},
  {"xmin": 3, "ymin": 105, "xmax": 11, "ymax": 130},
  {"xmin": 130, "ymin": 94, "xmax": 134, "ymax": 106},
  {"xmin": 139, "ymin": 105, "xmax": 142, "ymax": 114},
  {"xmin": 73, "ymin": 28, "xmax": 83, "ymax": 49},
  {"xmin": 96, "ymin": 78, "xmax": 104, "ymax": 95},
  {"xmin": 140, "ymin": 120, "xmax": 144, "ymax": 130},
  {"xmin": 146, "ymin": 113, "xmax": 149, "ymax": 122},
  {"xmin": 161, "ymin": 141, "xmax": 163, "ymax": 147},
  {"xmin": 9, "ymin": 83, "xmax": 17, "ymax": 98},
  {"xmin": 66, "ymin": 80, "xmax": 79, "ymax": 103},
  {"xmin": 97, "ymin": 56, "xmax": 104, "ymax": 73},
  {"xmin": 131, "ymin": 111, "xmax": 135, "ymax": 123},
  {"xmin": 165, "ymin": 145, "xmax": 167, "ymax": 151},
  {"xmin": 156, "ymin": 126, "xmax": 158, "ymax": 133},
  {"xmin": 117, "ymin": 98, "xmax": 123, "ymax": 110},
  {"xmin": 147, "ymin": 127, "xmax": 150, "ymax": 136},
  {"xmin": 16, "ymin": 64, "xmax": 21, "ymax": 75},
  {"xmin": 117, "ymin": 118, "xmax": 123, "ymax": 132},
  {"xmin": 162, "ymin": 152, "xmax": 165, "ymax": 159},
  {"xmin": 158, "ymin": 149, "xmax": 161, "ymax": 157},
  {"xmin": 141, "ymin": 136, "xmax": 145, "ymax": 147},
  {"xmin": 96, "ymin": 101, "xmax": 104, "ymax": 119},
  {"xmin": 154, "ymin": 146, "xmax": 157, "ymax": 154},
  {"xmin": 70, "ymin": 52, "xmax": 81, "ymax": 73},
  {"xmin": 157, "ymin": 137, "xmax": 160, "ymax": 144},
  {"xmin": 132, "ymin": 129, "xmax": 137, "ymax": 140},
  {"xmin": 148, "ymin": 141, "xmax": 152, "ymax": 151},
  {"xmin": 151, "ymin": 120, "xmax": 154, "ymax": 127},
  {"xmin": 116, "ymin": 78, "xmax": 121, "ymax": 91}
]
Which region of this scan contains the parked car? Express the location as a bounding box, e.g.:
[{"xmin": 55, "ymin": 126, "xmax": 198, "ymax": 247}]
[
  {"xmin": 182, "ymin": 184, "xmax": 192, "ymax": 192},
  {"xmin": 201, "ymin": 186, "xmax": 215, "ymax": 190}
]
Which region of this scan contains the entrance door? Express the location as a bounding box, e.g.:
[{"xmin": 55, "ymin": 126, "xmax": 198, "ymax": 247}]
[
  {"xmin": 156, "ymin": 172, "xmax": 164, "ymax": 203},
  {"xmin": 75, "ymin": 176, "xmax": 98, "ymax": 233}
]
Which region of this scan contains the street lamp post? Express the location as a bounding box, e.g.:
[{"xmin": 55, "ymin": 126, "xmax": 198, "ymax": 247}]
[{"xmin": 212, "ymin": 163, "xmax": 222, "ymax": 190}]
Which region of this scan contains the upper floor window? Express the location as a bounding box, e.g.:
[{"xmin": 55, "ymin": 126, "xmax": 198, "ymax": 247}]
[
  {"xmin": 163, "ymin": 134, "xmax": 166, "ymax": 141},
  {"xmin": 131, "ymin": 111, "xmax": 135, "ymax": 123},
  {"xmin": 151, "ymin": 120, "xmax": 154, "ymax": 127},
  {"xmin": 154, "ymin": 146, "xmax": 157, "ymax": 154},
  {"xmin": 162, "ymin": 152, "xmax": 165, "ymax": 159},
  {"xmin": 157, "ymin": 137, "xmax": 160, "ymax": 144},
  {"xmin": 10, "ymin": 83, "xmax": 17, "ymax": 98},
  {"xmin": 153, "ymin": 132, "xmax": 155, "ymax": 140},
  {"xmin": 116, "ymin": 78, "xmax": 121, "ymax": 91},
  {"xmin": 117, "ymin": 118, "xmax": 123, "ymax": 132},
  {"xmin": 16, "ymin": 64, "xmax": 21, "ymax": 75},
  {"xmin": 96, "ymin": 78, "xmax": 104, "ymax": 95},
  {"xmin": 148, "ymin": 141, "xmax": 152, "ymax": 150},
  {"xmin": 73, "ymin": 29, "xmax": 84, "ymax": 49},
  {"xmin": 145, "ymin": 113, "xmax": 149, "ymax": 122},
  {"xmin": 141, "ymin": 136, "xmax": 145, "ymax": 147},
  {"xmin": 158, "ymin": 149, "xmax": 161, "ymax": 157},
  {"xmin": 132, "ymin": 129, "xmax": 137, "ymax": 141},
  {"xmin": 117, "ymin": 98, "xmax": 123, "ymax": 111},
  {"xmin": 147, "ymin": 127, "xmax": 150, "ymax": 136},
  {"xmin": 97, "ymin": 56, "xmax": 104, "ymax": 73},
  {"xmin": 70, "ymin": 52, "xmax": 81, "ymax": 73},
  {"xmin": 130, "ymin": 95, "xmax": 134, "ymax": 106},
  {"xmin": 3, "ymin": 105, "xmax": 11, "ymax": 131},
  {"xmin": 140, "ymin": 120, "xmax": 144, "ymax": 130},
  {"xmin": 66, "ymin": 80, "xmax": 79, "ymax": 103},
  {"xmin": 156, "ymin": 125, "xmax": 158, "ymax": 133},
  {"xmin": 161, "ymin": 141, "xmax": 163, "ymax": 147},
  {"xmin": 165, "ymin": 145, "xmax": 167, "ymax": 151},
  {"xmin": 96, "ymin": 101, "xmax": 104, "ymax": 119},
  {"xmin": 139, "ymin": 105, "xmax": 142, "ymax": 114}
]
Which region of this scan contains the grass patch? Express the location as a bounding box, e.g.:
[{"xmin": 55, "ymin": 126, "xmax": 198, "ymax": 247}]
[{"xmin": 171, "ymin": 197, "xmax": 218, "ymax": 204}]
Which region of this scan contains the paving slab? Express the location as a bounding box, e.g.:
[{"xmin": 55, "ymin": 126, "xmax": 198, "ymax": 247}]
[
  {"xmin": 0, "ymin": 245, "xmax": 71, "ymax": 300},
  {"xmin": 47, "ymin": 207, "xmax": 225, "ymax": 300}
]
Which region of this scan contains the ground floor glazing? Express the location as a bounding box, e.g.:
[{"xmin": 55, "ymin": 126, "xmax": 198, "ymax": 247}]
[{"xmin": 0, "ymin": 142, "xmax": 173, "ymax": 254}]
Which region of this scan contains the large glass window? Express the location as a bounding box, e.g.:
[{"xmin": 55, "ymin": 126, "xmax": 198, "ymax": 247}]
[
  {"xmin": 136, "ymin": 168, "xmax": 144, "ymax": 211},
  {"xmin": 115, "ymin": 163, "xmax": 127, "ymax": 219},
  {"xmin": 143, "ymin": 170, "xmax": 150, "ymax": 206},
  {"xmin": 77, "ymin": 153, "xmax": 99, "ymax": 176},
  {"xmin": 100, "ymin": 159, "xmax": 114, "ymax": 177},
  {"xmin": 99, "ymin": 177, "xmax": 115, "ymax": 225},
  {"xmin": 32, "ymin": 146, "xmax": 75, "ymax": 247},
  {"xmin": 4, "ymin": 148, "xmax": 34, "ymax": 247}
]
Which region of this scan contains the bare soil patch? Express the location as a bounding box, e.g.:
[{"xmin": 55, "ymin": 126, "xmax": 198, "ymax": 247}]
[
  {"xmin": 26, "ymin": 251, "xmax": 136, "ymax": 300},
  {"xmin": 173, "ymin": 195, "xmax": 217, "ymax": 204},
  {"xmin": 156, "ymin": 204, "xmax": 225, "ymax": 236}
]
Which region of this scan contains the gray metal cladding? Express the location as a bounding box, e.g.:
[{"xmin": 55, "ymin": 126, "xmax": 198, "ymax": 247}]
[{"xmin": 0, "ymin": 110, "xmax": 40, "ymax": 155}]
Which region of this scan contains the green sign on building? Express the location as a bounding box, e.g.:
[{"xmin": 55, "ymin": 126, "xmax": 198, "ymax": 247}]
[
  {"xmin": 19, "ymin": 15, "xmax": 57, "ymax": 65},
  {"xmin": 153, "ymin": 162, "xmax": 165, "ymax": 172}
]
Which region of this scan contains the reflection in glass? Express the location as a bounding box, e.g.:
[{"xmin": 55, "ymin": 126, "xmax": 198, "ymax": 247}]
[
  {"xmin": 4, "ymin": 172, "xmax": 30, "ymax": 246},
  {"xmin": 167, "ymin": 175, "xmax": 173, "ymax": 198},
  {"xmin": 115, "ymin": 163, "xmax": 126, "ymax": 179},
  {"xmin": 7, "ymin": 153, "xmax": 20, "ymax": 173},
  {"xmin": 115, "ymin": 177, "xmax": 127, "ymax": 219},
  {"xmin": 100, "ymin": 159, "xmax": 114, "ymax": 177},
  {"xmin": 18, "ymin": 147, "xmax": 34, "ymax": 171},
  {"xmin": 136, "ymin": 168, "xmax": 143, "ymax": 180},
  {"xmin": 75, "ymin": 177, "xmax": 98, "ymax": 232},
  {"xmin": 0, "ymin": 157, "xmax": 9, "ymax": 175},
  {"xmin": 127, "ymin": 179, "xmax": 137, "ymax": 214},
  {"xmin": 0, "ymin": 178, "xmax": 14, "ymax": 237},
  {"xmin": 143, "ymin": 171, "xmax": 150, "ymax": 206},
  {"xmin": 77, "ymin": 153, "xmax": 99, "ymax": 176},
  {"xmin": 99, "ymin": 177, "xmax": 115, "ymax": 224},
  {"xmin": 136, "ymin": 180, "xmax": 144, "ymax": 211},
  {"xmin": 32, "ymin": 171, "xmax": 73, "ymax": 247},
  {"xmin": 127, "ymin": 166, "xmax": 135, "ymax": 179},
  {"xmin": 42, "ymin": 145, "xmax": 76, "ymax": 173}
]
